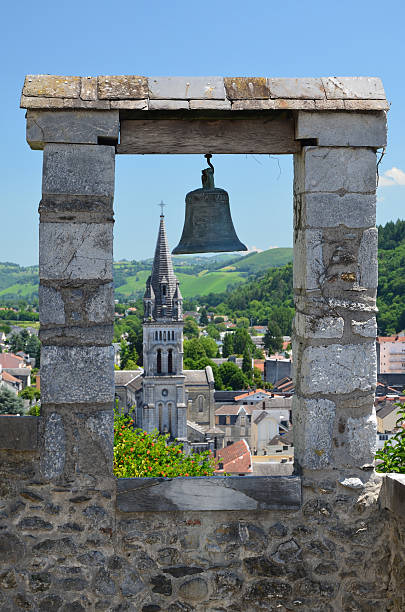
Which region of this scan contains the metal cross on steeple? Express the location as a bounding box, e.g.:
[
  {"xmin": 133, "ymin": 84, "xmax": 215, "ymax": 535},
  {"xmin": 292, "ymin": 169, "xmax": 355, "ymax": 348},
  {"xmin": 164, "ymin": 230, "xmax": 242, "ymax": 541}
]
[{"xmin": 158, "ymin": 200, "xmax": 166, "ymax": 217}]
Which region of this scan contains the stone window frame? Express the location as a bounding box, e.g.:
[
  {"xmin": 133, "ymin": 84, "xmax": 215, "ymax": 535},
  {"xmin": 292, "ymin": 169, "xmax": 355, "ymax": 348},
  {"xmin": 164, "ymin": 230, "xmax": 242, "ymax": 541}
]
[{"xmin": 12, "ymin": 74, "xmax": 387, "ymax": 512}]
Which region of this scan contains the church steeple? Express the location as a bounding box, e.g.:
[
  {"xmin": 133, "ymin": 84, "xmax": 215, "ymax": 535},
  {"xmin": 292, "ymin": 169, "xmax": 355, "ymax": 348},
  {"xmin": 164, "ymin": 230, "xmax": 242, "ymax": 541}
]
[{"xmin": 144, "ymin": 212, "xmax": 182, "ymax": 322}]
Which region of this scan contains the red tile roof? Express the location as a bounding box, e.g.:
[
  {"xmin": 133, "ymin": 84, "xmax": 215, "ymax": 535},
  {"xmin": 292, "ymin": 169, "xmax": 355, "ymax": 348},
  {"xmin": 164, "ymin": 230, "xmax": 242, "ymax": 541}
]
[
  {"xmin": 215, "ymin": 439, "xmax": 252, "ymax": 474},
  {"xmin": 234, "ymin": 389, "xmax": 273, "ymax": 401},
  {"xmin": 253, "ymin": 360, "xmax": 265, "ymax": 373},
  {"xmin": 0, "ymin": 354, "xmax": 24, "ymax": 369},
  {"xmin": 378, "ymin": 336, "xmax": 405, "ymax": 342},
  {"xmin": 215, "ymin": 405, "xmax": 254, "ymax": 415},
  {"xmin": 2, "ymin": 371, "xmax": 21, "ymax": 384}
]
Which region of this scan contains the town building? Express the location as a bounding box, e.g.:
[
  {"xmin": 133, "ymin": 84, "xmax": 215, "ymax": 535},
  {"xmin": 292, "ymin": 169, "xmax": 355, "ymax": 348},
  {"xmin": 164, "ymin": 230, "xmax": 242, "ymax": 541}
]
[{"xmin": 377, "ymin": 335, "xmax": 405, "ymax": 374}]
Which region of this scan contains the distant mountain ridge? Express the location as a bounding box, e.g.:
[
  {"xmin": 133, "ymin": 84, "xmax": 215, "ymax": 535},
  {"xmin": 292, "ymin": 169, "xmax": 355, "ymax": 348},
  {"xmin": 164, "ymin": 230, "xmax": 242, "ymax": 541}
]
[{"xmin": 0, "ymin": 248, "xmax": 293, "ymax": 302}]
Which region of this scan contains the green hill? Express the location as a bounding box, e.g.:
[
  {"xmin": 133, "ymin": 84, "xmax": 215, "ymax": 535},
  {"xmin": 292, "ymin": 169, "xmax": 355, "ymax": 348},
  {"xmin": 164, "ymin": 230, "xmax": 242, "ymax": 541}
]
[{"xmin": 220, "ymin": 248, "xmax": 293, "ymax": 274}]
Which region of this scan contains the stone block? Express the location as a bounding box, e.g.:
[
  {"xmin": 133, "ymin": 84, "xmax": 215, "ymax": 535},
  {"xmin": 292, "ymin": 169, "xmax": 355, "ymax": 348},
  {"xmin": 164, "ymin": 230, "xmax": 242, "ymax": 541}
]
[
  {"xmin": 358, "ymin": 229, "xmax": 378, "ymax": 289},
  {"xmin": 268, "ymin": 78, "xmax": 325, "ymax": 99},
  {"xmin": 62, "ymin": 98, "xmax": 111, "ymax": 109},
  {"xmin": 224, "ymin": 77, "xmax": 269, "ymax": 99},
  {"xmin": 298, "ymin": 147, "xmax": 376, "ymax": 194},
  {"xmin": 293, "ymin": 230, "xmax": 324, "ymax": 290},
  {"xmin": 149, "ymin": 76, "xmax": 225, "ymax": 100},
  {"xmin": 40, "ymin": 345, "xmax": 114, "ymax": 403},
  {"xmin": 295, "ymin": 111, "xmax": 387, "ymax": 147},
  {"xmin": 343, "ymin": 99, "xmax": 389, "ymax": 111},
  {"xmin": 274, "ymin": 99, "xmax": 316, "ymax": 110},
  {"xmin": 84, "ymin": 410, "xmax": 114, "ymax": 474},
  {"xmin": 0, "ymin": 416, "xmax": 39, "ymax": 450},
  {"xmin": 149, "ymin": 100, "xmax": 189, "ymax": 110},
  {"xmin": 41, "ymin": 413, "xmax": 66, "ymax": 480},
  {"xmin": 39, "ymin": 222, "xmax": 113, "ymax": 281},
  {"xmin": 294, "ymin": 313, "xmax": 344, "ymax": 339},
  {"xmin": 23, "ymin": 74, "xmax": 80, "ymax": 98},
  {"xmin": 300, "ymin": 343, "xmax": 376, "ymax": 395},
  {"xmin": 20, "ymin": 95, "xmax": 65, "ymax": 109},
  {"xmin": 321, "ymin": 77, "xmax": 386, "ymax": 100},
  {"xmin": 110, "ymin": 99, "xmax": 148, "ymax": 110},
  {"xmin": 39, "ymin": 324, "xmax": 114, "ymax": 346},
  {"xmin": 300, "ymin": 192, "xmax": 376, "ymax": 229},
  {"xmin": 42, "ymin": 144, "xmax": 115, "ymax": 196},
  {"xmin": 293, "ymin": 397, "xmax": 336, "ymax": 469},
  {"xmin": 27, "ymin": 111, "xmax": 119, "ymax": 149},
  {"xmin": 39, "ymin": 194, "xmax": 114, "ymax": 224},
  {"xmin": 351, "ymin": 317, "xmax": 377, "ymax": 338},
  {"xmin": 86, "ymin": 283, "xmax": 115, "ymax": 323},
  {"xmin": 314, "ymin": 100, "xmax": 345, "ymax": 110},
  {"xmin": 97, "ymin": 75, "xmax": 148, "ymax": 99},
  {"xmin": 39, "ymin": 285, "xmax": 66, "ymax": 325},
  {"xmin": 231, "ymin": 99, "xmax": 276, "ymax": 110},
  {"xmin": 80, "ymin": 77, "xmax": 97, "ymax": 100},
  {"xmin": 189, "ymin": 99, "xmax": 231, "ymax": 110},
  {"xmin": 345, "ymin": 409, "xmax": 377, "ymax": 466}
]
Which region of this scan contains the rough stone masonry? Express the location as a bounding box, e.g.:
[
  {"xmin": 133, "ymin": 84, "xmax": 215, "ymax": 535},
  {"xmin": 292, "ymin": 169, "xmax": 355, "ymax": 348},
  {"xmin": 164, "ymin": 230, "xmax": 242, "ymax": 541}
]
[{"xmin": 0, "ymin": 75, "xmax": 403, "ymax": 611}]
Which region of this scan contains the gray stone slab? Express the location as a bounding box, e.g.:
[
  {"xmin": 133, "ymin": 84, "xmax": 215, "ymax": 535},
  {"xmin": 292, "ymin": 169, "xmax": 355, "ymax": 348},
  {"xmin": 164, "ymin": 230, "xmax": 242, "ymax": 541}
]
[
  {"xmin": 301, "ymin": 343, "xmax": 376, "ymax": 395},
  {"xmin": 39, "ymin": 285, "xmax": 66, "ymax": 325},
  {"xmin": 301, "ymin": 192, "xmax": 376, "ymax": 229},
  {"xmin": 110, "ymin": 99, "xmax": 148, "ymax": 110},
  {"xmin": 358, "ymin": 229, "xmax": 378, "ymax": 289},
  {"xmin": 224, "ymin": 77, "xmax": 270, "ymax": 99},
  {"xmin": 189, "ymin": 99, "xmax": 231, "ymax": 110},
  {"xmin": 86, "ymin": 283, "xmax": 115, "ymax": 323},
  {"xmin": 149, "ymin": 100, "xmax": 189, "ymax": 110},
  {"xmin": 383, "ymin": 474, "xmax": 405, "ymax": 517},
  {"xmin": 351, "ymin": 317, "xmax": 377, "ymax": 338},
  {"xmin": 300, "ymin": 147, "xmax": 376, "ymax": 194},
  {"xmin": 80, "ymin": 77, "xmax": 97, "ymax": 100},
  {"xmin": 39, "ymin": 324, "xmax": 114, "ymax": 346},
  {"xmin": 40, "ymin": 345, "xmax": 114, "ymax": 404},
  {"xmin": 23, "ymin": 75, "xmax": 81, "ymax": 98},
  {"xmin": 0, "ymin": 416, "xmax": 39, "ymax": 450},
  {"xmin": 293, "ymin": 397, "xmax": 336, "ymax": 469},
  {"xmin": 39, "ymin": 222, "xmax": 113, "ymax": 281},
  {"xmin": 42, "ymin": 144, "xmax": 115, "ymax": 196},
  {"xmin": 268, "ymin": 78, "xmax": 325, "ymax": 99},
  {"xmin": 294, "ymin": 313, "xmax": 344, "ymax": 339},
  {"xmin": 149, "ymin": 77, "xmax": 225, "ymax": 100},
  {"xmin": 293, "ymin": 229, "xmax": 324, "ymax": 290},
  {"xmin": 98, "ymin": 75, "xmax": 148, "ymax": 99},
  {"xmin": 345, "ymin": 409, "xmax": 377, "ymax": 467},
  {"xmin": 41, "ymin": 413, "xmax": 66, "ymax": 480},
  {"xmin": 321, "ymin": 77, "xmax": 386, "ymax": 100},
  {"xmin": 116, "ymin": 475, "xmax": 301, "ymax": 512},
  {"xmin": 295, "ymin": 111, "xmax": 387, "ymax": 147},
  {"xmin": 27, "ymin": 110, "xmax": 119, "ymax": 149}
]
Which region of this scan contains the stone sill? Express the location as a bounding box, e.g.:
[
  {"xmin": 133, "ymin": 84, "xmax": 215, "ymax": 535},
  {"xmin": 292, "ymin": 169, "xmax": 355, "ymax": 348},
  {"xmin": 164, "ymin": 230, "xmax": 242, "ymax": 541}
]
[
  {"xmin": 0, "ymin": 415, "xmax": 40, "ymax": 451},
  {"xmin": 382, "ymin": 473, "xmax": 405, "ymax": 517},
  {"xmin": 116, "ymin": 475, "xmax": 301, "ymax": 512}
]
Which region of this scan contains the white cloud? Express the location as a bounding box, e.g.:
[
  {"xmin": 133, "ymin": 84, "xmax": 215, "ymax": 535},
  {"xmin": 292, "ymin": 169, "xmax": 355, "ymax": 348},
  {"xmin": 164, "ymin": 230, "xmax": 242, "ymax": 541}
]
[
  {"xmin": 245, "ymin": 245, "xmax": 264, "ymax": 254},
  {"xmin": 379, "ymin": 166, "xmax": 405, "ymax": 187}
]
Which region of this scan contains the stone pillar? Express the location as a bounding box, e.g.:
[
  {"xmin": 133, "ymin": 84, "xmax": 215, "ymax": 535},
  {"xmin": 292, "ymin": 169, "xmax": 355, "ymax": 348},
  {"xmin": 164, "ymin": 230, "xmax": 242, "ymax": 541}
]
[
  {"xmin": 29, "ymin": 111, "xmax": 119, "ymax": 483},
  {"xmin": 292, "ymin": 111, "xmax": 386, "ymax": 476}
]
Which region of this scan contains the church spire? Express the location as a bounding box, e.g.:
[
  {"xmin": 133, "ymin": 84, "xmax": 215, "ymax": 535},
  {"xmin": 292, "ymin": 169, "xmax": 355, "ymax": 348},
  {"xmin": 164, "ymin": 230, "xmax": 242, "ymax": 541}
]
[{"xmin": 144, "ymin": 210, "xmax": 181, "ymax": 321}]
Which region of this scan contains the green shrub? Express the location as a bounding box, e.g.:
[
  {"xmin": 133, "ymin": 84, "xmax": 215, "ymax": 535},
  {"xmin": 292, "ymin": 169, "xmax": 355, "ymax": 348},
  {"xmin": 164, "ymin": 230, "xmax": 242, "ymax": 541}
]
[
  {"xmin": 113, "ymin": 410, "xmax": 217, "ymax": 478},
  {"xmin": 375, "ymin": 403, "xmax": 405, "ymax": 473}
]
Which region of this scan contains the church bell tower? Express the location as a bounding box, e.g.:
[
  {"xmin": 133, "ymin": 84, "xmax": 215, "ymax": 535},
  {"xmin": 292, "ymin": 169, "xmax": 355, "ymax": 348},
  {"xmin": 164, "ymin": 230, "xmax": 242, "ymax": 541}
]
[{"xmin": 138, "ymin": 211, "xmax": 187, "ymax": 440}]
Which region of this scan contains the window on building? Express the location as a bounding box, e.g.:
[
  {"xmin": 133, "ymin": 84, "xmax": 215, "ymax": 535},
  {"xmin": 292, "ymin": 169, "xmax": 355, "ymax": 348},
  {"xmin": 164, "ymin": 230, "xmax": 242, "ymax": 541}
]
[
  {"xmin": 159, "ymin": 331, "xmax": 162, "ymax": 340},
  {"xmin": 155, "ymin": 331, "xmax": 158, "ymax": 340},
  {"xmin": 230, "ymin": 415, "xmax": 238, "ymax": 425},
  {"xmin": 157, "ymin": 349, "xmax": 162, "ymax": 374},
  {"xmin": 218, "ymin": 415, "xmax": 226, "ymax": 425},
  {"xmin": 168, "ymin": 349, "xmax": 173, "ymax": 374},
  {"xmin": 163, "ymin": 331, "xmax": 166, "ymax": 341},
  {"xmin": 198, "ymin": 395, "xmax": 204, "ymax": 412}
]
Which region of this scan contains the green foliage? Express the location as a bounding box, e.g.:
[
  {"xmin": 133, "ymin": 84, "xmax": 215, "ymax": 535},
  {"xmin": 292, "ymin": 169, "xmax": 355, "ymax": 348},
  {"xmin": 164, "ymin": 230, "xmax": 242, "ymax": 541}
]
[
  {"xmin": 218, "ymin": 361, "xmax": 249, "ymax": 391},
  {"xmin": 199, "ymin": 308, "xmax": 209, "ymax": 326},
  {"xmin": 113, "ymin": 410, "xmax": 216, "ymax": 477},
  {"xmin": 377, "ymin": 219, "xmax": 405, "ymax": 250},
  {"xmin": 28, "ymin": 404, "xmax": 41, "ymax": 416},
  {"xmin": 222, "ymin": 333, "xmax": 234, "ymax": 358},
  {"xmin": 8, "ymin": 330, "xmax": 41, "ymax": 365},
  {"xmin": 0, "ymin": 386, "xmax": 25, "ymax": 414},
  {"xmin": 242, "ymin": 347, "xmax": 252, "ymax": 377},
  {"xmin": 206, "ymin": 324, "xmax": 220, "ymax": 340},
  {"xmin": 183, "ymin": 316, "xmax": 199, "ymax": 339},
  {"xmin": 184, "ymin": 336, "xmax": 218, "ymax": 366},
  {"xmin": 377, "ymin": 242, "xmax": 405, "ymax": 335},
  {"xmin": 19, "ymin": 386, "xmax": 40, "ymax": 405},
  {"xmin": 263, "ymin": 321, "xmax": 283, "ymax": 354},
  {"xmin": 375, "ymin": 403, "xmax": 405, "ymax": 473}
]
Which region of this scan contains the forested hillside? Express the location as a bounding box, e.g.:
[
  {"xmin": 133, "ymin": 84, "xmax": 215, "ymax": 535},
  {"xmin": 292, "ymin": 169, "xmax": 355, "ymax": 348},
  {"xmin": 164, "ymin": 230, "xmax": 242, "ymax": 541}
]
[{"xmin": 377, "ymin": 219, "xmax": 405, "ymax": 335}]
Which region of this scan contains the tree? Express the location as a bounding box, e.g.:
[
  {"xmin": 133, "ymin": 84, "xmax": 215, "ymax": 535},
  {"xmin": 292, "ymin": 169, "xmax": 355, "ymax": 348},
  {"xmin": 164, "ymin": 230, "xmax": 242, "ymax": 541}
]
[
  {"xmin": 0, "ymin": 387, "xmax": 25, "ymax": 415},
  {"xmin": 206, "ymin": 324, "xmax": 220, "ymax": 340},
  {"xmin": 199, "ymin": 308, "xmax": 209, "ymax": 326},
  {"xmin": 218, "ymin": 361, "xmax": 249, "ymax": 391},
  {"xmin": 236, "ymin": 317, "xmax": 250, "ymax": 329},
  {"xmin": 183, "ymin": 317, "xmax": 199, "ymax": 339},
  {"xmin": 19, "ymin": 386, "xmax": 40, "ymax": 405},
  {"xmin": 233, "ymin": 328, "xmax": 254, "ymax": 355},
  {"xmin": 263, "ymin": 321, "xmax": 283, "ymax": 354},
  {"xmin": 242, "ymin": 347, "xmax": 252, "ymax": 378},
  {"xmin": 199, "ymin": 337, "xmax": 218, "ymax": 359},
  {"xmin": 222, "ymin": 333, "xmax": 234, "ymax": 358},
  {"xmin": 184, "ymin": 338, "xmax": 206, "ymax": 363}
]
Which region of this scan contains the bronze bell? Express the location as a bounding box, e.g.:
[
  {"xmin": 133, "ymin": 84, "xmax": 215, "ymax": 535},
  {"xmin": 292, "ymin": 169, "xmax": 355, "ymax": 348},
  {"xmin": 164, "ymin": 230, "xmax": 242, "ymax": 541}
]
[{"xmin": 172, "ymin": 155, "xmax": 247, "ymax": 254}]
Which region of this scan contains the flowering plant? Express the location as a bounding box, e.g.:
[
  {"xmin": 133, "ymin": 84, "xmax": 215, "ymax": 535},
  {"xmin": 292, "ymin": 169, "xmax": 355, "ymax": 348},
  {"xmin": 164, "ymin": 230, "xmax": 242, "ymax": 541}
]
[{"xmin": 114, "ymin": 409, "xmax": 217, "ymax": 478}]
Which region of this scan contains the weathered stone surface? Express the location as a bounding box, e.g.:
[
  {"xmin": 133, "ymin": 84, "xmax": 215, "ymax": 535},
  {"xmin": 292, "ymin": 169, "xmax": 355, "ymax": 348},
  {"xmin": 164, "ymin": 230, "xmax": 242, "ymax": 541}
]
[
  {"xmin": 150, "ymin": 574, "xmax": 172, "ymax": 595},
  {"xmin": 149, "ymin": 100, "xmax": 189, "ymax": 110},
  {"xmin": 149, "ymin": 77, "xmax": 225, "ymax": 100},
  {"xmin": 84, "ymin": 411, "xmax": 114, "ymax": 473},
  {"xmin": 0, "ymin": 533, "xmax": 24, "ymax": 564},
  {"xmin": 80, "ymin": 77, "xmax": 97, "ymax": 100},
  {"xmin": 189, "ymin": 99, "xmax": 231, "ymax": 110},
  {"xmin": 383, "ymin": 474, "xmax": 405, "ymax": 516},
  {"xmin": 18, "ymin": 517, "xmax": 53, "ymax": 531},
  {"xmin": 300, "ymin": 192, "xmax": 376, "ymax": 229},
  {"xmin": 344, "ymin": 99, "xmax": 390, "ymax": 110},
  {"xmin": 98, "ymin": 75, "xmax": 148, "ymax": 99},
  {"xmin": 268, "ymin": 77, "xmax": 325, "ymax": 99},
  {"xmin": 40, "ymin": 346, "xmax": 114, "ymax": 403},
  {"xmin": 23, "ymin": 75, "xmax": 80, "ymax": 98},
  {"xmin": 39, "ymin": 223, "xmax": 113, "ymax": 281},
  {"xmin": 275, "ymin": 98, "xmax": 316, "ymax": 109},
  {"xmin": 293, "ymin": 397, "xmax": 336, "ymax": 469},
  {"xmin": 294, "ymin": 313, "xmax": 344, "ymax": 339},
  {"xmin": 0, "ymin": 416, "xmax": 39, "ymax": 450},
  {"xmin": 41, "ymin": 413, "xmax": 66, "ymax": 480},
  {"xmin": 224, "ymin": 77, "xmax": 269, "ymax": 99},
  {"xmin": 296, "ymin": 111, "xmax": 387, "ymax": 147},
  {"xmin": 42, "ymin": 144, "xmax": 115, "ymax": 196},
  {"xmin": 27, "ymin": 111, "xmax": 119, "ymax": 149},
  {"xmin": 298, "ymin": 147, "xmax": 376, "ymax": 194},
  {"xmin": 351, "ymin": 317, "xmax": 377, "ymax": 338},
  {"xmin": 345, "ymin": 410, "xmax": 377, "ymax": 466},
  {"xmin": 231, "ymin": 99, "xmax": 275, "ymax": 110},
  {"xmin": 39, "ymin": 286, "xmax": 66, "ymax": 325},
  {"xmin": 293, "ymin": 229, "xmax": 324, "ymax": 290},
  {"xmin": 178, "ymin": 577, "xmax": 208, "ymax": 601},
  {"xmin": 321, "ymin": 77, "xmax": 386, "ymax": 100},
  {"xmin": 86, "ymin": 283, "xmax": 114, "ymax": 322},
  {"xmin": 301, "ymin": 343, "xmax": 376, "ymax": 394},
  {"xmin": 339, "ymin": 477, "xmax": 364, "ymax": 489},
  {"xmin": 358, "ymin": 229, "xmax": 378, "ymax": 289}
]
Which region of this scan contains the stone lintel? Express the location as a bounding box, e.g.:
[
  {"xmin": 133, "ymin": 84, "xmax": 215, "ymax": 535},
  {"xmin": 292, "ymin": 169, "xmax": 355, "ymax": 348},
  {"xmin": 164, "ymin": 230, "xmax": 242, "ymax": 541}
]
[
  {"xmin": 295, "ymin": 111, "xmax": 387, "ymax": 147},
  {"xmin": 116, "ymin": 475, "xmax": 301, "ymax": 511}
]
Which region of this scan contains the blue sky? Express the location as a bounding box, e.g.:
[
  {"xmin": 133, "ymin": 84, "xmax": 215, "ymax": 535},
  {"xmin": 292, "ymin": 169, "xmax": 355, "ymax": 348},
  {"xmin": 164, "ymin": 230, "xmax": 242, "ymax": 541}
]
[{"xmin": 2, "ymin": 0, "xmax": 404, "ymax": 265}]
